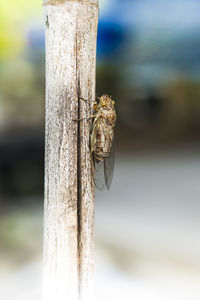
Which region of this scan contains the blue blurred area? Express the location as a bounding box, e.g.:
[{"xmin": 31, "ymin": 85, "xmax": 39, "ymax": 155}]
[
  {"xmin": 97, "ymin": 0, "xmax": 200, "ymax": 82},
  {"xmin": 28, "ymin": 27, "xmax": 44, "ymax": 51},
  {"xmin": 26, "ymin": 0, "xmax": 200, "ymax": 81},
  {"xmin": 27, "ymin": 27, "xmax": 45, "ymax": 63},
  {"xmin": 97, "ymin": 21, "xmax": 127, "ymax": 60}
]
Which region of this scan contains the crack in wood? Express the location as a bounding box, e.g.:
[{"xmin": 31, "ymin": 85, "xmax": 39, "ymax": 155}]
[{"xmin": 76, "ymin": 18, "xmax": 82, "ymax": 297}]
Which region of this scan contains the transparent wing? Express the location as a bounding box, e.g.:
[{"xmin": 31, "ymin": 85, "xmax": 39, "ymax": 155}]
[
  {"xmin": 91, "ymin": 118, "xmax": 106, "ymax": 191},
  {"xmin": 94, "ymin": 158, "xmax": 106, "ymax": 191},
  {"xmin": 104, "ymin": 140, "xmax": 115, "ymax": 190}
]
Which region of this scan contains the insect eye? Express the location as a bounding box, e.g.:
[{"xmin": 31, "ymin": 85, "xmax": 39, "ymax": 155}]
[{"xmin": 101, "ymin": 98, "xmax": 107, "ymax": 106}]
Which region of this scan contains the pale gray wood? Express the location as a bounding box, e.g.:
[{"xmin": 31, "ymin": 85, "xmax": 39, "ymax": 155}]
[{"xmin": 43, "ymin": 1, "xmax": 98, "ymax": 299}]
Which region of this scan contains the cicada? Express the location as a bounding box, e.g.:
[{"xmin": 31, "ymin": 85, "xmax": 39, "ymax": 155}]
[{"xmin": 91, "ymin": 95, "xmax": 117, "ymax": 190}]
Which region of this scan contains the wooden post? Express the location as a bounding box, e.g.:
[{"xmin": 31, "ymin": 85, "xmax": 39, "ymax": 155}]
[{"xmin": 43, "ymin": 1, "xmax": 98, "ymax": 300}]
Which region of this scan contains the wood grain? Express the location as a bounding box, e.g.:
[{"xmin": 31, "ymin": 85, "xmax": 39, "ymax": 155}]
[{"xmin": 43, "ymin": 1, "xmax": 98, "ymax": 299}]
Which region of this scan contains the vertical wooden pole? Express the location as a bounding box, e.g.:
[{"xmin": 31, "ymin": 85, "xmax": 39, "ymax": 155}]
[{"xmin": 43, "ymin": 1, "xmax": 98, "ymax": 300}]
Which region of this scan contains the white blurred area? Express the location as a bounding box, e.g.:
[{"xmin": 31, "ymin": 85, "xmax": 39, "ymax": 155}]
[
  {"xmin": 95, "ymin": 145, "xmax": 200, "ymax": 300},
  {"xmin": 1, "ymin": 145, "xmax": 200, "ymax": 300}
]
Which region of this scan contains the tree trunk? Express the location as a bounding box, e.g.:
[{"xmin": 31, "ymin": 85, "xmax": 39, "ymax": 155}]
[{"xmin": 43, "ymin": 1, "xmax": 98, "ymax": 299}]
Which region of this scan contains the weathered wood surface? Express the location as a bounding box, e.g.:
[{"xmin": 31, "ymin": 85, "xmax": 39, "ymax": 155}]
[{"xmin": 43, "ymin": 1, "xmax": 98, "ymax": 299}]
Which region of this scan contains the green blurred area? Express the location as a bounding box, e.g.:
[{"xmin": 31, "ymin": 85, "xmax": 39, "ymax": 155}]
[
  {"xmin": 0, "ymin": 1, "xmax": 41, "ymax": 60},
  {"xmin": 0, "ymin": 1, "xmax": 44, "ymax": 129}
]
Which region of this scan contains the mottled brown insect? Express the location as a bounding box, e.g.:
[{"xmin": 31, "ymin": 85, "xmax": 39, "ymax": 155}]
[{"xmin": 91, "ymin": 94, "xmax": 116, "ymax": 190}]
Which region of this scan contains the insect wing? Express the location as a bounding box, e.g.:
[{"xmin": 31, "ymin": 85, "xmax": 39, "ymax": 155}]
[
  {"xmin": 94, "ymin": 158, "xmax": 106, "ymax": 191},
  {"xmin": 104, "ymin": 140, "xmax": 115, "ymax": 190}
]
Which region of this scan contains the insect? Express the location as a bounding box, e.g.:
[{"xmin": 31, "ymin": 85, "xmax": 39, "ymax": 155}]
[{"xmin": 91, "ymin": 94, "xmax": 116, "ymax": 190}]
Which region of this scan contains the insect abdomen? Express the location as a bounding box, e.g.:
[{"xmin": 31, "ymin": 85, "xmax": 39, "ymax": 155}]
[{"xmin": 94, "ymin": 125, "xmax": 113, "ymax": 161}]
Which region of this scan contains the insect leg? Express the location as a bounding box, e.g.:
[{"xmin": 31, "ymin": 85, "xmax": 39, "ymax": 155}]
[
  {"xmin": 79, "ymin": 96, "xmax": 98, "ymax": 112},
  {"xmin": 79, "ymin": 97, "xmax": 88, "ymax": 102},
  {"xmin": 80, "ymin": 96, "xmax": 99, "ymax": 102},
  {"xmin": 72, "ymin": 115, "xmax": 95, "ymax": 122}
]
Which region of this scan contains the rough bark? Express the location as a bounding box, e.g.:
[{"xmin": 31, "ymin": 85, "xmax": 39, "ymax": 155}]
[{"xmin": 43, "ymin": 1, "xmax": 98, "ymax": 299}]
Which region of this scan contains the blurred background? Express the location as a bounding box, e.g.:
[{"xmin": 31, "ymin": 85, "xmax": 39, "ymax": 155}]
[{"xmin": 1, "ymin": 0, "xmax": 200, "ymax": 299}]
